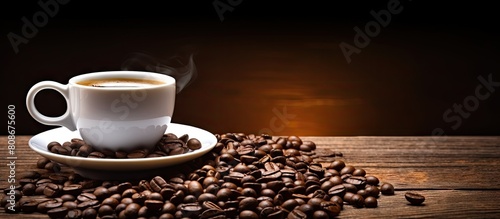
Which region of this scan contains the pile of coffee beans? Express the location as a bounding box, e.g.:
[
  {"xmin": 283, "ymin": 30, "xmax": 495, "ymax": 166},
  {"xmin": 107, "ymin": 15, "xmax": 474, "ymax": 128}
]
[
  {"xmin": 47, "ymin": 133, "xmax": 202, "ymax": 158},
  {"xmin": 2, "ymin": 133, "xmax": 399, "ymax": 218}
]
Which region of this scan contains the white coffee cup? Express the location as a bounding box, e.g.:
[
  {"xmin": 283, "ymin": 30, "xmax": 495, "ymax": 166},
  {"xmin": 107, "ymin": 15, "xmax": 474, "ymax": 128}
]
[{"xmin": 26, "ymin": 71, "xmax": 176, "ymax": 152}]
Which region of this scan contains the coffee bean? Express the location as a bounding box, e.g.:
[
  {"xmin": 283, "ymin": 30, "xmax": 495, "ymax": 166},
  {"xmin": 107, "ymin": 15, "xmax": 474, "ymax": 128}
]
[
  {"xmin": 127, "ymin": 149, "xmax": 149, "ymax": 158},
  {"xmin": 101, "ymin": 197, "xmax": 119, "ymax": 208},
  {"xmin": 350, "ymin": 194, "xmax": 365, "ymax": 208},
  {"xmin": 365, "ymin": 185, "xmax": 380, "ymax": 197},
  {"xmin": 124, "ymin": 203, "xmax": 141, "ymax": 218},
  {"xmin": 405, "ymin": 192, "xmax": 425, "ymax": 205},
  {"xmin": 150, "ymin": 176, "xmax": 168, "ymax": 192},
  {"xmin": 67, "ymin": 209, "xmax": 82, "ymax": 219},
  {"xmin": 63, "ymin": 185, "xmax": 82, "ymax": 196},
  {"xmin": 328, "ymin": 160, "xmax": 346, "ymax": 172},
  {"xmin": 87, "ymin": 151, "xmax": 106, "ymax": 158},
  {"xmin": 62, "ymin": 201, "xmax": 77, "ymax": 210},
  {"xmin": 93, "ymin": 187, "xmax": 110, "ymax": 200},
  {"xmin": 144, "ymin": 200, "xmax": 164, "ymax": 211},
  {"xmin": 288, "ymin": 209, "xmax": 308, "ymax": 219},
  {"xmin": 340, "ymin": 165, "xmax": 355, "ymax": 175},
  {"xmin": 77, "ymin": 193, "xmax": 97, "ymax": 202},
  {"xmin": 77, "ymin": 200, "xmax": 99, "ymax": 210},
  {"xmin": 365, "ymin": 175, "xmax": 380, "ymax": 185},
  {"xmin": 21, "ymin": 183, "xmax": 36, "ymax": 196},
  {"xmin": 47, "ymin": 206, "xmax": 68, "ymax": 219},
  {"xmin": 240, "ymin": 210, "xmax": 259, "ymax": 219},
  {"xmin": 20, "ymin": 199, "xmax": 39, "ymax": 213},
  {"xmin": 200, "ymin": 208, "xmax": 225, "ymax": 219},
  {"xmin": 187, "ymin": 138, "xmax": 202, "ymax": 150},
  {"xmin": 44, "ymin": 162, "xmax": 61, "ymax": 172},
  {"xmin": 43, "ymin": 183, "xmax": 62, "ymax": 198},
  {"xmin": 179, "ymin": 203, "xmax": 202, "ymax": 218},
  {"xmin": 98, "ymin": 205, "xmax": 114, "ymax": 217},
  {"xmin": 239, "ymin": 197, "xmax": 258, "ymax": 211},
  {"xmin": 364, "ymin": 196, "xmax": 378, "ymax": 208},
  {"xmin": 178, "ymin": 134, "xmax": 189, "ymax": 143},
  {"xmin": 352, "ymin": 168, "xmax": 366, "ymax": 176},
  {"xmin": 82, "ymin": 208, "xmax": 97, "ymax": 219},
  {"xmin": 380, "ymin": 183, "xmax": 395, "ymax": 195}
]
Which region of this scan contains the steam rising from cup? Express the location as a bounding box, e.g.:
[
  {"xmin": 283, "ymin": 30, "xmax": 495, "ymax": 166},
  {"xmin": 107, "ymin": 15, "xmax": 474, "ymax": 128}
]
[{"xmin": 121, "ymin": 53, "xmax": 197, "ymax": 93}]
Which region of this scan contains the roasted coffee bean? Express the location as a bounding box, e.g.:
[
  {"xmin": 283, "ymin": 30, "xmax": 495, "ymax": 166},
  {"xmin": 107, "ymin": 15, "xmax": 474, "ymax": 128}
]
[
  {"xmin": 179, "ymin": 203, "xmax": 202, "ymax": 218},
  {"xmin": 82, "ymin": 208, "xmax": 97, "ymax": 219},
  {"xmin": 187, "ymin": 138, "xmax": 202, "ymax": 150},
  {"xmin": 197, "ymin": 193, "xmax": 217, "ymax": 204},
  {"xmin": 101, "ymin": 197, "xmax": 119, "ymax": 208},
  {"xmin": 364, "ymin": 196, "xmax": 378, "ymax": 208},
  {"xmin": 179, "ymin": 134, "xmax": 189, "ymax": 143},
  {"xmin": 405, "ymin": 192, "xmax": 425, "ymax": 205},
  {"xmin": 357, "ymin": 189, "xmax": 369, "ymax": 198},
  {"xmin": 87, "ymin": 151, "xmax": 106, "ymax": 158},
  {"xmin": 312, "ymin": 210, "xmax": 329, "ymax": 219},
  {"xmin": 93, "ymin": 187, "xmax": 110, "ymax": 200},
  {"xmin": 240, "ymin": 210, "xmax": 259, "ymax": 219},
  {"xmin": 77, "ymin": 200, "xmax": 99, "ymax": 210},
  {"xmin": 340, "ymin": 165, "xmax": 355, "ymax": 175},
  {"xmin": 77, "ymin": 145, "xmax": 93, "ymax": 157},
  {"xmin": 343, "ymin": 183, "xmax": 358, "ymax": 193},
  {"xmin": 380, "ymin": 183, "xmax": 395, "ymax": 195},
  {"xmin": 45, "ymin": 162, "xmax": 61, "ymax": 172},
  {"xmin": 127, "ymin": 149, "xmax": 149, "ymax": 158},
  {"xmin": 267, "ymin": 181, "xmax": 285, "ymax": 192},
  {"xmin": 288, "ymin": 209, "xmax": 307, "ymax": 219},
  {"xmin": 77, "ymin": 193, "xmax": 97, "ymax": 202},
  {"xmin": 47, "ymin": 206, "xmax": 68, "ymax": 219},
  {"xmin": 365, "ymin": 175, "xmax": 380, "ymax": 185},
  {"xmin": 352, "ymin": 168, "xmax": 366, "ymax": 176},
  {"xmin": 44, "ymin": 183, "xmax": 62, "ymax": 198},
  {"xmin": 115, "ymin": 151, "xmax": 128, "ymax": 158},
  {"xmin": 22, "ymin": 183, "xmax": 36, "ymax": 196},
  {"xmin": 216, "ymin": 188, "xmax": 232, "ymax": 201},
  {"xmin": 63, "ymin": 185, "xmax": 83, "ymax": 196},
  {"xmin": 20, "ymin": 199, "xmax": 39, "ymax": 213},
  {"xmin": 144, "ymin": 200, "xmax": 163, "ymax": 211},
  {"xmin": 37, "ymin": 157, "xmax": 52, "ymax": 169},
  {"xmin": 350, "ymin": 194, "xmax": 365, "ymax": 208},
  {"xmin": 63, "ymin": 201, "xmax": 77, "ymax": 210},
  {"xmin": 239, "ymin": 197, "xmax": 258, "ymax": 211},
  {"xmin": 150, "ymin": 176, "xmax": 168, "ymax": 192},
  {"xmin": 67, "ymin": 209, "xmax": 82, "ymax": 219},
  {"xmin": 281, "ymin": 199, "xmax": 299, "ymax": 211},
  {"xmin": 124, "ymin": 203, "xmax": 141, "ymax": 218},
  {"xmin": 365, "ymin": 185, "xmax": 380, "ymax": 197},
  {"xmin": 162, "ymin": 202, "xmax": 176, "ymax": 214},
  {"xmin": 328, "ymin": 160, "xmax": 345, "ymax": 172}
]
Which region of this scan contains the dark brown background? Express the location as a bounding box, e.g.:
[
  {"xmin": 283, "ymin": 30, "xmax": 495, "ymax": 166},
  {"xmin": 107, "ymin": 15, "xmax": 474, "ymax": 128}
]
[{"xmin": 1, "ymin": 0, "xmax": 499, "ymax": 136}]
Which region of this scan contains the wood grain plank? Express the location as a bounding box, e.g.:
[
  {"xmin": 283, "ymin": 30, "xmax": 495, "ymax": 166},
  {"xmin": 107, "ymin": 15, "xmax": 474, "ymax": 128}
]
[
  {"xmin": 1, "ymin": 136, "xmax": 499, "ymax": 218},
  {"xmin": 339, "ymin": 190, "xmax": 500, "ymax": 219}
]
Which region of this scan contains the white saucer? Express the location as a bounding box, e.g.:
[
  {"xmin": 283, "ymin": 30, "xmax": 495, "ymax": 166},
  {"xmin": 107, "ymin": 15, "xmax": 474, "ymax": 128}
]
[{"xmin": 29, "ymin": 123, "xmax": 217, "ymax": 180}]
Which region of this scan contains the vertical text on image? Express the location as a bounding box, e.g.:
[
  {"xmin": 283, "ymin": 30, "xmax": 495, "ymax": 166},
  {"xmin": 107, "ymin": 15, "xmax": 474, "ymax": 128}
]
[{"xmin": 6, "ymin": 105, "xmax": 17, "ymax": 212}]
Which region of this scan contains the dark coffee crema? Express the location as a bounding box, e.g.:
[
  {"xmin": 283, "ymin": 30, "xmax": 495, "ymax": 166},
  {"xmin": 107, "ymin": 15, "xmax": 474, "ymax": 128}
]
[{"xmin": 77, "ymin": 78, "xmax": 165, "ymax": 87}]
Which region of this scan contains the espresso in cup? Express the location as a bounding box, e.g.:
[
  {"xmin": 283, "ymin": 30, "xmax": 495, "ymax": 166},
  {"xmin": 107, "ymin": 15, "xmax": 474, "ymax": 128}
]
[
  {"xmin": 77, "ymin": 78, "xmax": 164, "ymax": 87},
  {"xmin": 26, "ymin": 71, "xmax": 176, "ymax": 152}
]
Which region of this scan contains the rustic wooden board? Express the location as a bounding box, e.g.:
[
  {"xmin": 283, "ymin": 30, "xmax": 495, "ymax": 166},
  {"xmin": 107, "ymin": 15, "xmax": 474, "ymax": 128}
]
[{"xmin": 1, "ymin": 136, "xmax": 500, "ymax": 218}]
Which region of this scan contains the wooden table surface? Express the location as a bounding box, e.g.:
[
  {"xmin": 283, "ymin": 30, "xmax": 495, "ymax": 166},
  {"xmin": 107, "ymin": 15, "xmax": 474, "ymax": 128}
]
[{"xmin": 1, "ymin": 136, "xmax": 500, "ymax": 218}]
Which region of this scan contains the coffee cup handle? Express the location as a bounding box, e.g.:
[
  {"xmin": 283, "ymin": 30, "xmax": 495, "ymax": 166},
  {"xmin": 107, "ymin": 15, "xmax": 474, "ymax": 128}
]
[{"xmin": 26, "ymin": 81, "xmax": 77, "ymax": 131}]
